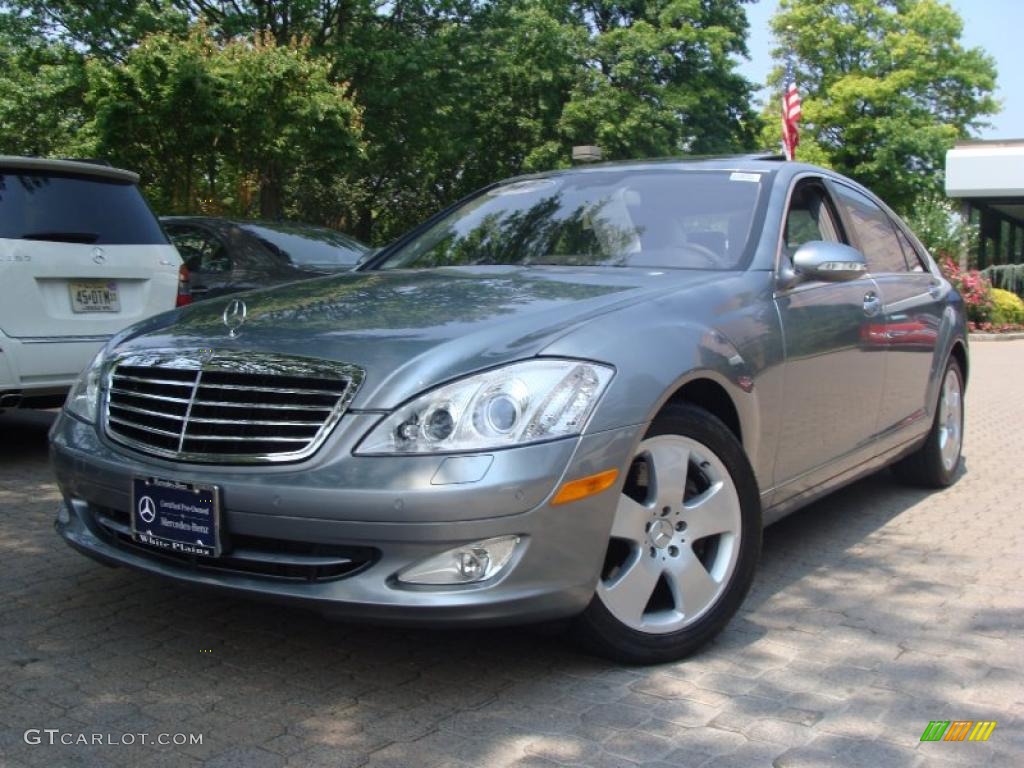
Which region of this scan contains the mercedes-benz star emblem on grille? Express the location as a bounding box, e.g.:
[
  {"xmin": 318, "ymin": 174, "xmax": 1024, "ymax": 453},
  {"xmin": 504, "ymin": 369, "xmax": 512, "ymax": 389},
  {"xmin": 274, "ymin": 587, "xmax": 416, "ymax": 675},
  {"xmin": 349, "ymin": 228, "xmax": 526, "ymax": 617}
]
[
  {"xmin": 91, "ymin": 247, "xmax": 106, "ymax": 265},
  {"xmin": 138, "ymin": 495, "xmax": 156, "ymax": 524},
  {"xmin": 223, "ymin": 299, "xmax": 247, "ymax": 338}
]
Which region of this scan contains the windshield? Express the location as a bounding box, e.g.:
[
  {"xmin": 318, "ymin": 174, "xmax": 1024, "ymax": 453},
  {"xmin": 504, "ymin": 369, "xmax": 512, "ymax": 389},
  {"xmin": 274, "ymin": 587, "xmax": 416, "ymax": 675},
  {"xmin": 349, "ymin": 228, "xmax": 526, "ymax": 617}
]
[
  {"xmin": 0, "ymin": 170, "xmax": 167, "ymax": 245},
  {"xmin": 377, "ymin": 170, "xmax": 765, "ymax": 271},
  {"xmin": 239, "ymin": 222, "xmax": 368, "ymax": 269}
]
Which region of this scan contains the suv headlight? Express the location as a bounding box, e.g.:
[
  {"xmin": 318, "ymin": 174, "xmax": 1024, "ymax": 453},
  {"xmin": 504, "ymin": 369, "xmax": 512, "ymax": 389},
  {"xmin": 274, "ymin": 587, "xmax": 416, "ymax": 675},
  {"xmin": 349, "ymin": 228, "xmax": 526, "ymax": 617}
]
[
  {"xmin": 65, "ymin": 345, "xmax": 111, "ymax": 423},
  {"xmin": 356, "ymin": 359, "xmax": 614, "ymax": 455}
]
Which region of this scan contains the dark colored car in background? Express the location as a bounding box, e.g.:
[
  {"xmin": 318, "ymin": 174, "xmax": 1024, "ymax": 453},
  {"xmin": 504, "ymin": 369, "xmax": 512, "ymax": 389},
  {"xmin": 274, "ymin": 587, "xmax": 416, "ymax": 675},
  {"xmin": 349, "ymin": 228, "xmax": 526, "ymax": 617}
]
[{"xmin": 161, "ymin": 217, "xmax": 370, "ymax": 301}]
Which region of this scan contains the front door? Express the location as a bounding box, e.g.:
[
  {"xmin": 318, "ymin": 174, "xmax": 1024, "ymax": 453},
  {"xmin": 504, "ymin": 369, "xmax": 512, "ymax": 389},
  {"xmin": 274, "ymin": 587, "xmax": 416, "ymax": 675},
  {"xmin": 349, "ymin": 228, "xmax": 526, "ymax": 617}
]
[{"xmin": 772, "ymin": 179, "xmax": 887, "ymax": 490}]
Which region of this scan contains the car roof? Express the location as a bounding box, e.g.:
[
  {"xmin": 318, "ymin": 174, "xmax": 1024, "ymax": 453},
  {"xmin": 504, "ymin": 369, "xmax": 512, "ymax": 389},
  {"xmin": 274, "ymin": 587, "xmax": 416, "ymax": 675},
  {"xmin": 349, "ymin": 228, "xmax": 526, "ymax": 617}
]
[
  {"xmin": 504, "ymin": 153, "xmax": 834, "ymax": 182},
  {"xmin": 0, "ymin": 155, "xmax": 139, "ymax": 184}
]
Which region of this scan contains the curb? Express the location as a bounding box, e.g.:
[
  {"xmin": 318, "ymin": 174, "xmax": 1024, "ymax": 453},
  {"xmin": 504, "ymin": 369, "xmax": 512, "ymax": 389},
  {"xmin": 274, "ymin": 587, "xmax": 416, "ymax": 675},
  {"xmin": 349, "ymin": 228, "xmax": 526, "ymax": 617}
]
[{"xmin": 969, "ymin": 332, "xmax": 1024, "ymax": 341}]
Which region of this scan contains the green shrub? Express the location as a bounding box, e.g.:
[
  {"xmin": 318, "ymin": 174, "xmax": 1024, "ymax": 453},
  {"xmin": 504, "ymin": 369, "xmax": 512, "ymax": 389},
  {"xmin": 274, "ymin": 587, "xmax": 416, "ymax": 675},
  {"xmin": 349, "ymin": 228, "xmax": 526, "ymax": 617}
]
[{"xmin": 990, "ymin": 288, "xmax": 1024, "ymax": 326}]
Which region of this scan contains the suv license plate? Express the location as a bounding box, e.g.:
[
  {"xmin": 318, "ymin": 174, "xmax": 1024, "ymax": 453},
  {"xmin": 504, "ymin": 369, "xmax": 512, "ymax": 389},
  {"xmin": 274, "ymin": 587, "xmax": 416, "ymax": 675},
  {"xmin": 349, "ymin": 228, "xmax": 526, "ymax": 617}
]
[{"xmin": 70, "ymin": 280, "xmax": 120, "ymax": 312}]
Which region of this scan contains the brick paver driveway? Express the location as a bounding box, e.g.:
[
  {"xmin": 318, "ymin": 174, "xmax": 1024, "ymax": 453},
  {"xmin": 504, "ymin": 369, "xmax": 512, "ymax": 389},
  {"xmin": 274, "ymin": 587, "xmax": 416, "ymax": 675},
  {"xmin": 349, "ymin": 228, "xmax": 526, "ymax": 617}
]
[{"xmin": 2, "ymin": 342, "xmax": 1022, "ymax": 768}]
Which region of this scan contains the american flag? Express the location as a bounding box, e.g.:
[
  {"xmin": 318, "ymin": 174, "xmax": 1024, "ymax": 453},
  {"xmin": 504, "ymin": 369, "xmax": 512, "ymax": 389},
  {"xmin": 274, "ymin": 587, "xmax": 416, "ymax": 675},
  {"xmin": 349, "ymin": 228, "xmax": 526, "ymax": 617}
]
[{"xmin": 781, "ymin": 60, "xmax": 802, "ymax": 160}]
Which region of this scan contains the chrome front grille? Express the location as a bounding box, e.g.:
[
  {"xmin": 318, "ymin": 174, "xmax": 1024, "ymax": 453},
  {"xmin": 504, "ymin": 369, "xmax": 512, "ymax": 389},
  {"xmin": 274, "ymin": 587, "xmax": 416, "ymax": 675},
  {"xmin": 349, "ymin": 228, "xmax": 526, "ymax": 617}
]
[{"xmin": 103, "ymin": 351, "xmax": 363, "ymax": 464}]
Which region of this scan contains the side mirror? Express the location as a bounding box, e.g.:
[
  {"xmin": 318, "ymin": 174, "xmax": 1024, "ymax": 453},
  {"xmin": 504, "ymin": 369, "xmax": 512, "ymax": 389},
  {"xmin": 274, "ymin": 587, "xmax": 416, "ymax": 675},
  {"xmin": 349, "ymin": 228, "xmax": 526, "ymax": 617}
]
[{"xmin": 792, "ymin": 241, "xmax": 867, "ymax": 282}]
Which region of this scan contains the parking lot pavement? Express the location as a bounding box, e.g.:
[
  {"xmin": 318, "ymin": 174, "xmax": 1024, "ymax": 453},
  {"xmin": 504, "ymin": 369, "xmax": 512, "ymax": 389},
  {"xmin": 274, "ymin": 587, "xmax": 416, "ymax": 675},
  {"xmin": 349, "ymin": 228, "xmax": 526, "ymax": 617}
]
[{"xmin": 2, "ymin": 342, "xmax": 1022, "ymax": 768}]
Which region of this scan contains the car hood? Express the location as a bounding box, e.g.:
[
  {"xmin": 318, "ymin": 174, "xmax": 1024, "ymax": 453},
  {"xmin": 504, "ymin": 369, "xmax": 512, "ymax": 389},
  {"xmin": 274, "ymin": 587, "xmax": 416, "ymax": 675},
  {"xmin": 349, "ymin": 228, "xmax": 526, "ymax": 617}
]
[{"xmin": 123, "ymin": 265, "xmax": 721, "ymax": 408}]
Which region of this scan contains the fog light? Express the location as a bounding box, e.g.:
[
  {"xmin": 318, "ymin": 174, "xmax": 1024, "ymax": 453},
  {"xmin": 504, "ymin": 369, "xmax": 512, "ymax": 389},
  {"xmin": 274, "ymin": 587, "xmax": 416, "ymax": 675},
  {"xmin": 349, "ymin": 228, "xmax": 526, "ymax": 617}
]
[
  {"xmin": 57, "ymin": 504, "xmax": 71, "ymax": 525},
  {"xmin": 398, "ymin": 536, "xmax": 521, "ymax": 585}
]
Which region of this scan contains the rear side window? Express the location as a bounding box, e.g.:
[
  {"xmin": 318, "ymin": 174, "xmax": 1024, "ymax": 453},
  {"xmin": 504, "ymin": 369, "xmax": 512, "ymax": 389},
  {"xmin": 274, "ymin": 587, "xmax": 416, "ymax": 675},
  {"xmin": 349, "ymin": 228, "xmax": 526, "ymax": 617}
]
[
  {"xmin": 833, "ymin": 184, "xmax": 907, "ymax": 273},
  {"xmin": 0, "ymin": 170, "xmax": 167, "ymax": 245}
]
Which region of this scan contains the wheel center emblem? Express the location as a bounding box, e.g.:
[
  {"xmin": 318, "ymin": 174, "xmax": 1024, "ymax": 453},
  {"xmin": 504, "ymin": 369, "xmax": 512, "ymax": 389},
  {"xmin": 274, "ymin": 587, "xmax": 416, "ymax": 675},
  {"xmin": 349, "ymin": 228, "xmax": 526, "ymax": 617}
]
[
  {"xmin": 650, "ymin": 518, "xmax": 674, "ymax": 549},
  {"xmin": 138, "ymin": 495, "xmax": 156, "ymax": 524}
]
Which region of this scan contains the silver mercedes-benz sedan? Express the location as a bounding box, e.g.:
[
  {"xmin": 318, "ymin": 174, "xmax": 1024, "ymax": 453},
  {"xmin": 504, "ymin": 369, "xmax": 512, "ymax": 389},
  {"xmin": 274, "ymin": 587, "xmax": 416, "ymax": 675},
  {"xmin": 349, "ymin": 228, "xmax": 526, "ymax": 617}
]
[{"xmin": 52, "ymin": 156, "xmax": 968, "ymax": 663}]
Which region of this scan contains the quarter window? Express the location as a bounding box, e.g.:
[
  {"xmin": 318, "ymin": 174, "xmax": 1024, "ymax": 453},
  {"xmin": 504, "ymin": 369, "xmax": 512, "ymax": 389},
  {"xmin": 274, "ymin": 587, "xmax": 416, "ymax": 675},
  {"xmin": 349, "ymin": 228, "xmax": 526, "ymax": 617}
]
[
  {"xmin": 893, "ymin": 225, "xmax": 927, "ymax": 272},
  {"xmin": 833, "ymin": 184, "xmax": 907, "ymax": 273}
]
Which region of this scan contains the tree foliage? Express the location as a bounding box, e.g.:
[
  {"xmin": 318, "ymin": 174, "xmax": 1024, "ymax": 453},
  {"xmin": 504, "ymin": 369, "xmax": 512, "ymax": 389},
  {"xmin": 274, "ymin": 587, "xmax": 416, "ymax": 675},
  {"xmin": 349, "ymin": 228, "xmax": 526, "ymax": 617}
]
[
  {"xmin": 2, "ymin": 0, "xmax": 1000, "ymax": 245},
  {"xmin": 84, "ymin": 27, "xmax": 364, "ymax": 220},
  {"xmin": 763, "ymin": 0, "xmax": 997, "ymax": 213}
]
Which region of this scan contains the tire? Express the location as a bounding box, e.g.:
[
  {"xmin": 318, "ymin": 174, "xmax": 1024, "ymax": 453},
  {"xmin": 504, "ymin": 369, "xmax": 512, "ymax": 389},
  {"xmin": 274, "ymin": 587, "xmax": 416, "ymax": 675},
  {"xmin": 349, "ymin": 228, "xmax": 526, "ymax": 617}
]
[
  {"xmin": 892, "ymin": 357, "xmax": 964, "ymax": 488},
  {"xmin": 572, "ymin": 402, "xmax": 762, "ymax": 664}
]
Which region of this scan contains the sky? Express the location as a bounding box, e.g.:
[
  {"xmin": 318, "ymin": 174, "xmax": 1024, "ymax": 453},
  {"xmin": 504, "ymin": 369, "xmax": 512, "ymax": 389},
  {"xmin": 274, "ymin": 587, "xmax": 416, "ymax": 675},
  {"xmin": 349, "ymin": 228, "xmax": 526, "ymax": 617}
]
[{"xmin": 737, "ymin": 0, "xmax": 1023, "ymax": 140}]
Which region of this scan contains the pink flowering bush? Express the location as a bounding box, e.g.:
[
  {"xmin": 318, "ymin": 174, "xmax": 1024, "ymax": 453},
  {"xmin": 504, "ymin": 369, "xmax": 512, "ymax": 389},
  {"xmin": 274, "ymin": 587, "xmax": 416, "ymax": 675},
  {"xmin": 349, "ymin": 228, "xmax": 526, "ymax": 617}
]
[{"xmin": 940, "ymin": 257, "xmax": 993, "ymax": 323}]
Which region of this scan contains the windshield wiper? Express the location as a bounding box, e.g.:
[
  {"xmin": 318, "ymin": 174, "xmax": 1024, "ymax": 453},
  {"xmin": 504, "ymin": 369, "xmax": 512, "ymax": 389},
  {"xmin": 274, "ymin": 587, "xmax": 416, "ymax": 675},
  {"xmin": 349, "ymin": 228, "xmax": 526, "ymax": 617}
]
[{"xmin": 21, "ymin": 231, "xmax": 99, "ymax": 244}]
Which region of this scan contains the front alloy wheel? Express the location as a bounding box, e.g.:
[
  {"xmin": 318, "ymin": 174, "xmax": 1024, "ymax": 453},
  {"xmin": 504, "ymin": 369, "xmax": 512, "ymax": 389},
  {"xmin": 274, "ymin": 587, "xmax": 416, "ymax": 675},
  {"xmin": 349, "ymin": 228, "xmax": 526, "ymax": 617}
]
[{"xmin": 574, "ymin": 403, "xmax": 761, "ymax": 664}]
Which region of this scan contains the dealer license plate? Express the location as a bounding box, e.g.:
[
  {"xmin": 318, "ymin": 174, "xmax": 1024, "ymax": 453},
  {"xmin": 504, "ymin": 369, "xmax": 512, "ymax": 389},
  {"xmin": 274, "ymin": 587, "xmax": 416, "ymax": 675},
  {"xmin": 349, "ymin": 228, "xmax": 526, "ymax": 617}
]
[{"xmin": 131, "ymin": 477, "xmax": 220, "ymax": 557}]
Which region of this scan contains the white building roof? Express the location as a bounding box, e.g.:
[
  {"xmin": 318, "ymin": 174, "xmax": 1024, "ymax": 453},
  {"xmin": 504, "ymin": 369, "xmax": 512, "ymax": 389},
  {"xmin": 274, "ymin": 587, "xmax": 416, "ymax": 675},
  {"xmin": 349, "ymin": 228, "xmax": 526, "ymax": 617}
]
[{"xmin": 946, "ymin": 139, "xmax": 1024, "ymax": 198}]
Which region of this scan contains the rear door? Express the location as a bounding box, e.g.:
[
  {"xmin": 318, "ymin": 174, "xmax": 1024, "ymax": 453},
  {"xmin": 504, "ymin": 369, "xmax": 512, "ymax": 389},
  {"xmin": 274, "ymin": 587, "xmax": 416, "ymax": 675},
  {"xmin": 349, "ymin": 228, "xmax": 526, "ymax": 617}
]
[
  {"xmin": 831, "ymin": 183, "xmax": 944, "ymax": 435},
  {"xmin": 0, "ymin": 165, "xmax": 180, "ymax": 339}
]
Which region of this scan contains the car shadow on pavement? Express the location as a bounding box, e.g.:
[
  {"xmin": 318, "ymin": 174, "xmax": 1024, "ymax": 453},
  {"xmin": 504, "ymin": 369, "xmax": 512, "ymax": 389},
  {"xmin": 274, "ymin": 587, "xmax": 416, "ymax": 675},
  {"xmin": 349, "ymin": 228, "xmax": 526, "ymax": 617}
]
[
  {"xmin": 0, "ymin": 408, "xmax": 57, "ymax": 458},
  {"xmin": 5, "ymin": 408, "xmax": 1018, "ymax": 767}
]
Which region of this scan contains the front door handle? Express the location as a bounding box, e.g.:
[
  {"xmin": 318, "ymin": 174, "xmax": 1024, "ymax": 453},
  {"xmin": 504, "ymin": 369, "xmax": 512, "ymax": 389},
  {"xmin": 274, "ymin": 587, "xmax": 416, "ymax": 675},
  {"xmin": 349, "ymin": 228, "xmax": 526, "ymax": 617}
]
[{"xmin": 863, "ymin": 291, "xmax": 882, "ymax": 317}]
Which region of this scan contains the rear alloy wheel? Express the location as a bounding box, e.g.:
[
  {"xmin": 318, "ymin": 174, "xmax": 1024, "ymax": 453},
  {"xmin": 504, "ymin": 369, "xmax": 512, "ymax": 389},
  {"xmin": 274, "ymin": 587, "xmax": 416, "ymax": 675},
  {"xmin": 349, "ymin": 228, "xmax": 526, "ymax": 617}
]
[
  {"xmin": 893, "ymin": 357, "xmax": 964, "ymax": 488},
  {"xmin": 574, "ymin": 403, "xmax": 761, "ymax": 664}
]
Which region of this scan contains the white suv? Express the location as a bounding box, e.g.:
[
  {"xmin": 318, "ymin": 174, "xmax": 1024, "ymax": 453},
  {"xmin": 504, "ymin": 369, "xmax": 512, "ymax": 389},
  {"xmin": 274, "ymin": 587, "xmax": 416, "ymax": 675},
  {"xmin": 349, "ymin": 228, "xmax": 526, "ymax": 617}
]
[{"xmin": 0, "ymin": 156, "xmax": 185, "ymax": 410}]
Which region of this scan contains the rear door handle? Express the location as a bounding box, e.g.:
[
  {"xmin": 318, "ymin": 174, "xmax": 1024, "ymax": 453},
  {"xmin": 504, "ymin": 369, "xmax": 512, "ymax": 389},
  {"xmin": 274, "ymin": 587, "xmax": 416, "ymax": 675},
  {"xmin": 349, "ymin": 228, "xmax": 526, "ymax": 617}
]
[
  {"xmin": 928, "ymin": 281, "xmax": 943, "ymax": 299},
  {"xmin": 863, "ymin": 291, "xmax": 882, "ymax": 317}
]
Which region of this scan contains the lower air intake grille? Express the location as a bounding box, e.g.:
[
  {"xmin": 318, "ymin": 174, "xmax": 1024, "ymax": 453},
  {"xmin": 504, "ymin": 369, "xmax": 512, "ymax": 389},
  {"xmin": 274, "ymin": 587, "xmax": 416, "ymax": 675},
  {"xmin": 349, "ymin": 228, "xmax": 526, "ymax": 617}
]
[{"xmin": 104, "ymin": 350, "xmax": 362, "ymax": 464}]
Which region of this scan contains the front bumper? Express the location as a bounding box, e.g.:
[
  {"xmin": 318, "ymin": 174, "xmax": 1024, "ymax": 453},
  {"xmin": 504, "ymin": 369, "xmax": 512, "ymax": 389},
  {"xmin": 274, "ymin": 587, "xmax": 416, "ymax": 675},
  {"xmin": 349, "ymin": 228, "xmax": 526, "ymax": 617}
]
[{"xmin": 51, "ymin": 411, "xmax": 643, "ymax": 626}]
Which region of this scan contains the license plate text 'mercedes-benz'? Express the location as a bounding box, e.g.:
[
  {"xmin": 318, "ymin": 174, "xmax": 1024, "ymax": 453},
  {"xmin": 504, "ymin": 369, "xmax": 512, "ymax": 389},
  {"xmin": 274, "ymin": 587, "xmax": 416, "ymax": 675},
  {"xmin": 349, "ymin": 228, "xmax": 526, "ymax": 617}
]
[{"xmin": 131, "ymin": 477, "xmax": 220, "ymax": 557}]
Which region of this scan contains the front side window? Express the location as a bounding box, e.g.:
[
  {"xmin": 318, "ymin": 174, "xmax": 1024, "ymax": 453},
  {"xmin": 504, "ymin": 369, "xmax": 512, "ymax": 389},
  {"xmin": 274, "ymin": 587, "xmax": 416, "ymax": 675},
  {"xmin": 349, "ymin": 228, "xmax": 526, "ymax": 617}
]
[
  {"xmin": 833, "ymin": 184, "xmax": 907, "ymax": 274},
  {"xmin": 0, "ymin": 170, "xmax": 167, "ymax": 245},
  {"xmin": 783, "ymin": 182, "xmax": 841, "ymax": 259},
  {"xmin": 376, "ymin": 170, "xmax": 766, "ymax": 271}
]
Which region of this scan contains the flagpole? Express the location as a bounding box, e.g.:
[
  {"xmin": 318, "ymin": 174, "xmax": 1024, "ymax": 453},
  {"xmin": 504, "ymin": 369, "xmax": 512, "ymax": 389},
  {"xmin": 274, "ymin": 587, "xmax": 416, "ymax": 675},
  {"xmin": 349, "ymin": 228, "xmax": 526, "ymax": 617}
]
[{"xmin": 781, "ymin": 26, "xmax": 799, "ymax": 161}]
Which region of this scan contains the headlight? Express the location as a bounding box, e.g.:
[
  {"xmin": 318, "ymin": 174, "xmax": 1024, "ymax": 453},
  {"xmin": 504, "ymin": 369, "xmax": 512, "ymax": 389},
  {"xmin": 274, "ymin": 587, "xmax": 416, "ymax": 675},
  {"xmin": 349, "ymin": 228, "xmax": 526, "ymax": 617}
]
[
  {"xmin": 64, "ymin": 345, "xmax": 111, "ymax": 423},
  {"xmin": 356, "ymin": 359, "xmax": 614, "ymax": 454}
]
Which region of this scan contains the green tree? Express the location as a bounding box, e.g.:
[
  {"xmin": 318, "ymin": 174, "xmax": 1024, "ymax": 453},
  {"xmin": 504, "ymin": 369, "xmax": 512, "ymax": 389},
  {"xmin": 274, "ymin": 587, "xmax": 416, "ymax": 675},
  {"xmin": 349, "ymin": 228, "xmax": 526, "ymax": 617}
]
[
  {"xmin": 85, "ymin": 28, "xmax": 226, "ymax": 212},
  {"xmin": 86, "ymin": 26, "xmax": 364, "ymax": 218},
  {"xmin": 562, "ymin": 0, "xmax": 760, "ymax": 157},
  {"xmin": 763, "ymin": 0, "xmax": 997, "ymax": 212},
  {"xmin": 0, "ymin": 12, "xmax": 93, "ymax": 156},
  {"xmin": 904, "ymin": 193, "xmax": 978, "ymax": 265},
  {"xmin": 6, "ymin": 0, "xmax": 188, "ymax": 60},
  {"xmin": 216, "ymin": 31, "xmax": 364, "ymax": 219}
]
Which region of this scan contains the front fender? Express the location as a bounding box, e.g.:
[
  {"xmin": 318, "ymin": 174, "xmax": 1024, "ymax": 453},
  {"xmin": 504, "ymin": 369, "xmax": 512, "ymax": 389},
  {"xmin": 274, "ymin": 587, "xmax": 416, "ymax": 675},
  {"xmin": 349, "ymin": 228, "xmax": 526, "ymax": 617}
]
[{"xmin": 540, "ymin": 275, "xmax": 783, "ymax": 492}]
